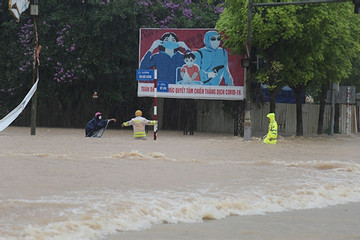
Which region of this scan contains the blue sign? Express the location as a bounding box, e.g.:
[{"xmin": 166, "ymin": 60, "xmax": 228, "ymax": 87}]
[
  {"xmin": 157, "ymin": 81, "xmax": 168, "ymax": 92},
  {"xmin": 136, "ymin": 69, "xmax": 154, "ymax": 81}
]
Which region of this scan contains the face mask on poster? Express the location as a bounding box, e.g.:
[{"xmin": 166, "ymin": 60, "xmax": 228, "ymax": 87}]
[{"xmin": 162, "ymin": 41, "xmax": 179, "ymax": 50}]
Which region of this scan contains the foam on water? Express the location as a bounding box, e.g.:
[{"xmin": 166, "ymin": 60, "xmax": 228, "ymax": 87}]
[
  {"xmin": 108, "ymin": 150, "xmax": 206, "ymax": 164},
  {"xmin": 2, "ymin": 142, "xmax": 360, "ymax": 240},
  {"xmin": 1, "ymin": 170, "xmax": 360, "ymax": 240},
  {"xmin": 109, "ymin": 150, "xmax": 176, "ymax": 162}
]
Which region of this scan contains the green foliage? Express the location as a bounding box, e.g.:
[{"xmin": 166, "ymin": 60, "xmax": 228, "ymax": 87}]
[
  {"xmin": 216, "ymin": 0, "xmax": 360, "ymax": 94},
  {"xmin": 0, "ymin": 16, "xmax": 34, "ymax": 115},
  {"xmin": 139, "ymin": 0, "xmax": 223, "ymax": 28},
  {"xmin": 1, "ymin": 0, "xmax": 148, "ymax": 118},
  {"xmin": 215, "ymin": 0, "xmax": 247, "ymax": 54},
  {"xmin": 39, "ymin": 0, "xmax": 143, "ymax": 101},
  {"xmin": 215, "ymin": 0, "xmax": 360, "ymax": 135},
  {"xmin": 256, "ymin": 60, "xmax": 283, "ymax": 91},
  {"xmin": 0, "ymin": 0, "xmax": 225, "ymax": 125}
]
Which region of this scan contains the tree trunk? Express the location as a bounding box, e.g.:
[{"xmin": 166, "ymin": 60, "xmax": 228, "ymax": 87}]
[
  {"xmin": 269, "ymin": 89, "xmax": 276, "ymax": 113},
  {"xmin": 317, "ymin": 83, "xmax": 329, "ymax": 134},
  {"xmin": 294, "ymin": 85, "xmax": 304, "ymax": 136}
]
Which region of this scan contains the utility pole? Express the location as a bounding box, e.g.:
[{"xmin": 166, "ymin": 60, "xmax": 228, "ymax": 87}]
[
  {"xmin": 243, "ymin": 0, "xmax": 252, "ymax": 141},
  {"xmin": 30, "ymin": 0, "xmax": 39, "ymax": 135}
]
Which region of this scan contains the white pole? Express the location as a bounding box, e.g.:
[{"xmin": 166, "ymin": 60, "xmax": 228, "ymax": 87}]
[{"xmin": 153, "ymin": 69, "xmax": 157, "ymax": 140}]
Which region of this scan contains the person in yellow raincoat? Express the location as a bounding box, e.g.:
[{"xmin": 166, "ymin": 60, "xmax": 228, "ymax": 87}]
[
  {"xmin": 121, "ymin": 110, "xmax": 157, "ymax": 139},
  {"xmin": 263, "ymin": 112, "xmax": 278, "ymax": 144}
]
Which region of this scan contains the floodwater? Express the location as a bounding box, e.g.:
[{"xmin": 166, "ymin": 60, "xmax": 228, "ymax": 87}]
[{"xmin": 1, "ymin": 127, "xmax": 360, "ymax": 240}]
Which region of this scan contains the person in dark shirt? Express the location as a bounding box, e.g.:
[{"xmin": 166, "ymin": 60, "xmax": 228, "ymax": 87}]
[{"xmin": 85, "ymin": 112, "xmax": 116, "ymax": 138}]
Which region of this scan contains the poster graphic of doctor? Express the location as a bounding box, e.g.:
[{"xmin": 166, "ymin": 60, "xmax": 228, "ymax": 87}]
[{"xmin": 194, "ymin": 31, "xmax": 234, "ymax": 86}]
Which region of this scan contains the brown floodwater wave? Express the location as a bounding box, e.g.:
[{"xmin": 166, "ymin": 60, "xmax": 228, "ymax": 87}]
[{"xmin": 1, "ymin": 127, "xmax": 360, "ymax": 240}]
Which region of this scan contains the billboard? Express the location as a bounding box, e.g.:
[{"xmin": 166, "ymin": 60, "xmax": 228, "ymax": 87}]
[{"xmin": 138, "ymin": 28, "xmax": 245, "ymax": 100}]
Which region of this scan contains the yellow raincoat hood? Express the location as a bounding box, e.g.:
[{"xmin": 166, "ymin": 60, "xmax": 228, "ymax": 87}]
[{"xmin": 267, "ymin": 113, "xmax": 275, "ymax": 122}]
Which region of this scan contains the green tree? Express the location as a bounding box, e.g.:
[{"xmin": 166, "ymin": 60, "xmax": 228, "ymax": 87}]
[
  {"xmin": 38, "ymin": 0, "xmax": 147, "ymax": 126},
  {"xmin": 1, "ymin": 0, "xmax": 150, "ymax": 126},
  {"xmin": 1, "ymin": 0, "xmax": 225, "ymax": 128},
  {"xmin": 216, "ymin": 0, "xmax": 360, "ymax": 136},
  {"xmin": 0, "ymin": 9, "xmax": 34, "ymax": 116},
  {"xmin": 311, "ymin": 5, "xmax": 360, "ymax": 134},
  {"xmin": 139, "ymin": 0, "xmax": 224, "ymax": 28},
  {"xmin": 255, "ymin": 60, "xmax": 283, "ymax": 112}
]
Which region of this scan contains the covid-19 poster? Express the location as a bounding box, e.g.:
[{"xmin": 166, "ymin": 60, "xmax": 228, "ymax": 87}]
[{"xmin": 138, "ymin": 28, "xmax": 245, "ymax": 100}]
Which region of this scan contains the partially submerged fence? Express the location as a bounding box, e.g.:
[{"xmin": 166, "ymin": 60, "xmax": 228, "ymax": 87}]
[{"xmin": 196, "ymin": 101, "xmax": 359, "ymax": 136}]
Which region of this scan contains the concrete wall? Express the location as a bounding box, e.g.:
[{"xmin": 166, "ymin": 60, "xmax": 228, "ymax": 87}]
[{"xmin": 251, "ymin": 103, "xmax": 331, "ymax": 136}]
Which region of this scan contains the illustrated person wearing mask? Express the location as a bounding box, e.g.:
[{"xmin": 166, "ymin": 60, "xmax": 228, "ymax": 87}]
[
  {"xmin": 85, "ymin": 112, "xmax": 116, "ymax": 138},
  {"xmin": 179, "ymin": 52, "xmax": 201, "ymax": 84},
  {"xmin": 194, "ymin": 30, "xmax": 234, "ymax": 86},
  {"xmin": 263, "ymin": 113, "xmax": 278, "ymax": 144},
  {"xmin": 140, "ymin": 32, "xmax": 190, "ymax": 84},
  {"xmin": 121, "ymin": 110, "xmax": 157, "ymax": 139}
]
